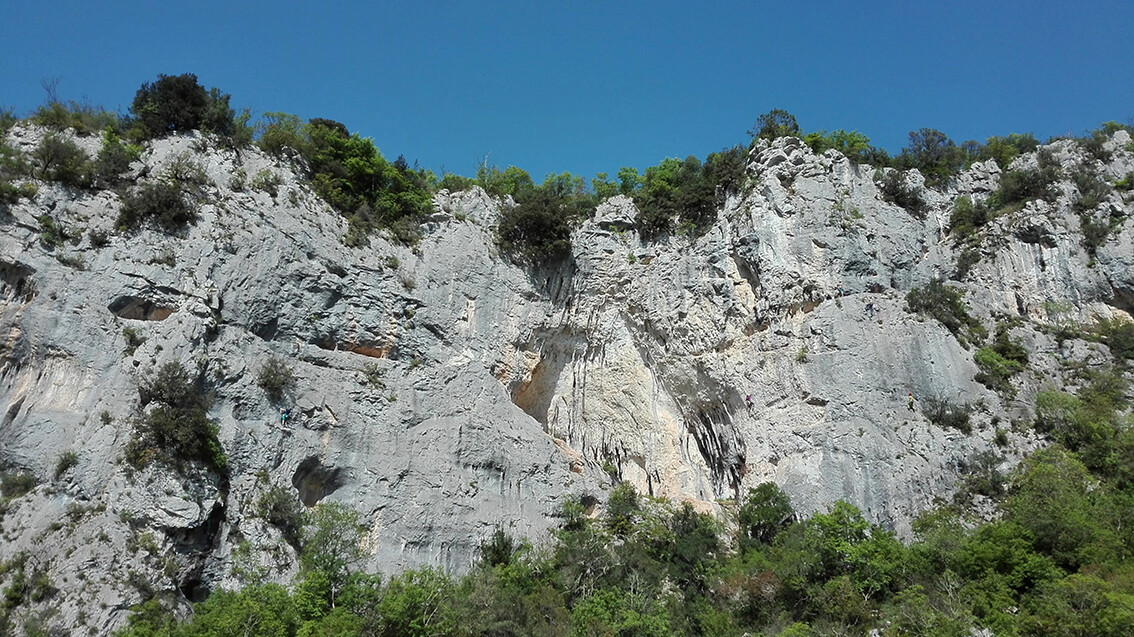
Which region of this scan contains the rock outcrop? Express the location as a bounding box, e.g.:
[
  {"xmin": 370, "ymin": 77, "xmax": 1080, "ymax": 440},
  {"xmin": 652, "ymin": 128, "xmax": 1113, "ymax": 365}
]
[{"xmin": 1, "ymin": 124, "xmax": 1131, "ymax": 632}]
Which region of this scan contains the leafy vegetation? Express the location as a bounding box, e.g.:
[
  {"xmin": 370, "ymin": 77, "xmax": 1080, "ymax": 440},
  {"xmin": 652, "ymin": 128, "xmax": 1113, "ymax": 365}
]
[
  {"xmin": 905, "ymin": 278, "xmax": 987, "ymax": 347},
  {"xmin": 129, "ymin": 73, "xmax": 237, "ymax": 140},
  {"xmin": 920, "ymin": 396, "xmax": 974, "ymax": 434},
  {"xmin": 626, "ymin": 147, "xmax": 748, "ymax": 238},
  {"xmin": 123, "ymin": 361, "xmax": 227, "ymax": 475},
  {"xmin": 116, "ymin": 181, "xmax": 196, "ymax": 233},
  {"xmin": 974, "ymin": 324, "xmax": 1029, "ymax": 395},
  {"xmin": 32, "ymin": 132, "xmax": 92, "ymax": 187},
  {"xmin": 116, "ymin": 430, "xmax": 1134, "ymax": 637},
  {"xmin": 876, "ymin": 169, "xmax": 926, "ymax": 217},
  {"xmin": 256, "ymin": 356, "xmax": 295, "ymax": 403}
]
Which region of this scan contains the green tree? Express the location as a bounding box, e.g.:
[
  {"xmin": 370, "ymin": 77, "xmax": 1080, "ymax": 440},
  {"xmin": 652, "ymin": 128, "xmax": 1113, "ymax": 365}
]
[
  {"xmin": 375, "ymin": 567, "xmax": 456, "ymax": 637},
  {"xmin": 737, "ymin": 482, "xmax": 795, "ymax": 550},
  {"xmin": 299, "ymin": 502, "xmax": 365, "ymax": 609},
  {"xmin": 896, "ymin": 128, "xmax": 965, "ymax": 188},
  {"xmin": 124, "ymin": 361, "xmax": 226, "ymax": 474},
  {"xmin": 131, "ymin": 73, "xmax": 233, "ymax": 139},
  {"xmin": 751, "ymin": 109, "xmax": 801, "ymax": 141}
]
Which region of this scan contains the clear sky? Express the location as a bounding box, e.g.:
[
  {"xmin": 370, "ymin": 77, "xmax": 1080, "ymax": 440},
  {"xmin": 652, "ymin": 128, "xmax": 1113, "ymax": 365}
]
[{"xmin": 2, "ymin": 1, "xmax": 1131, "ymax": 182}]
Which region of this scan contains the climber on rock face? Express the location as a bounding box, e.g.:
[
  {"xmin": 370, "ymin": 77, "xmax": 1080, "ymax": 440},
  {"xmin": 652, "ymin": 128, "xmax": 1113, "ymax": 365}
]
[
  {"xmin": 745, "ymin": 394, "xmax": 754, "ymax": 412},
  {"xmin": 865, "ymin": 302, "xmax": 875, "ymax": 319},
  {"xmin": 907, "ymin": 393, "xmax": 915, "ymax": 412},
  {"xmin": 281, "ymin": 407, "xmax": 291, "ymax": 424}
]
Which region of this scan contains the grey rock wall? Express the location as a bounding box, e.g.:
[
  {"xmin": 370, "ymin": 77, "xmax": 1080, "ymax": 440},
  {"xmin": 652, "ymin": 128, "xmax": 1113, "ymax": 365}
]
[{"xmin": 0, "ymin": 124, "xmax": 1131, "ymax": 632}]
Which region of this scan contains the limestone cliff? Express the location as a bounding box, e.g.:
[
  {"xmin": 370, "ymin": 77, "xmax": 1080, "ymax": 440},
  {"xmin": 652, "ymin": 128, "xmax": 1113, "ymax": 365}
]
[{"xmin": 1, "ymin": 123, "xmax": 1131, "ymax": 632}]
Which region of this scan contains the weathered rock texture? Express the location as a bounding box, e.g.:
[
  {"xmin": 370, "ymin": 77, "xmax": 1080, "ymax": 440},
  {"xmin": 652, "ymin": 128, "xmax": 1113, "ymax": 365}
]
[{"xmin": 1, "ymin": 124, "xmax": 1132, "ymax": 632}]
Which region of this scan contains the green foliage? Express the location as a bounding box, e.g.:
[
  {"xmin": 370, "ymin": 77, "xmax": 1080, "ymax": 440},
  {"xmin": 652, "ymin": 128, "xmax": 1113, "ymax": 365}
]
[
  {"xmin": 116, "ymin": 181, "xmax": 196, "ymax": 233},
  {"xmin": 1033, "ymin": 369, "xmax": 1133, "ymax": 486},
  {"xmin": 95, "ymin": 128, "xmax": 142, "ymax": 186},
  {"xmin": 0, "ymin": 471, "xmax": 37, "ymax": 498},
  {"xmin": 803, "ymin": 129, "xmax": 888, "ymax": 164},
  {"xmin": 737, "ymin": 482, "xmax": 795, "ymax": 550},
  {"xmin": 987, "ymin": 161, "xmax": 1060, "ymax": 211},
  {"xmin": 375, "ymin": 567, "xmax": 457, "ymax": 636},
  {"xmin": 53, "ymin": 451, "xmax": 78, "ymax": 480},
  {"xmin": 130, "ymin": 73, "xmax": 236, "ymax": 139},
  {"xmin": 256, "ymin": 356, "xmax": 294, "ymax": 402},
  {"xmin": 1005, "ymin": 448, "xmax": 1123, "ymax": 571},
  {"xmin": 122, "ymin": 326, "xmax": 146, "ymax": 355},
  {"xmin": 876, "ymin": 169, "xmax": 926, "ymax": 217},
  {"xmin": 905, "ymin": 278, "xmax": 986, "ymax": 347},
  {"xmin": 1097, "ymin": 317, "xmax": 1134, "ymax": 362},
  {"xmin": 36, "ymin": 214, "xmax": 75, "ymax": 251},
  {"xmin": 974, "ymin": 324, "xmax": 1029, "ymax": 395},
  {"xmin": 257, "ymin": 112, "xmax": 309, "ymax": 157},
  {"xmin": 32, "ymin": 132, "xmax": 93, "ymax": 187},
  {"xmin": 32, "ymin": 99, "xmax": 121, "ymax": 136},
  {"xmin": 894, "ymin": 128, "xmax": 967, "ymax": 188},
  {"xmin": 570, "ymin": 587, "xmax": 673, "ymax": 636},
  {"xmin": 256, "ymin": 486, "xmax": 303, "ymax": 548},
  {"xmin": 476, "ymin": 163, "xmax": 534, "ymax": 198},
  {"xmin": 300, "ymin": 502, "xmax": 365, "ymax": 609},
  {"xmin": 948, "ymin": 195, "xmax": 992, "ymax": 244},
  {"xmin": 920, "ymin": 396, "xmax": 973, "ymax": 434},
  {"xmin": 478, "ymin": 526, "xmax": 519, "ymax": 568},
  {"xmin": 632, "ymin": 146, "xmax": 747, "ymax": 238},
  {"xmin": 977, "ymin": 133, "xmax": 1039, "ymax": 169},
  {"xmin": 496, "ymin": 171, "xmax": 593, "ymax": 265},
  {"xmin": 750, "ymin": 108, "xmax": 801, "ymax": 141},
  {"xmin": 293, "ymin": 118, "xmax": 431, "ymax": 246},
  {"xmin": 123, "ymin": 361, "xmax": 227, "ymax": 474},
  {"xmin": 604, "ymin": 482, "xmax": 641, "ymax": 537}
]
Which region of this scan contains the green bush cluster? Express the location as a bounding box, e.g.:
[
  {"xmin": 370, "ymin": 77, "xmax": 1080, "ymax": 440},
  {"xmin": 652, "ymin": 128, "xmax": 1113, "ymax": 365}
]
[
  {"xmin": 258, "ymin": 116, "xmax": 433, "ymax": 246},
  {"xmin": 123, "ymin": 361, "xmax": 227, "ymax": 475},
  {"xmin": 32, "ymin": 132, "xmax": 93, "ymax": 188},
  {"xmin": 94, "ymin": 128, "xmax": 142, "ymax": 186},
  {"xmin": 974, "ymin": 324, "xmax": 1029, "ymax": 395},
  {"xmin": 920, "ymin": 396, "xmax": 974, "ymax": 434},
  {"xmin": 876, "ymin": 169, "xmax": 926, "ymax": 217},
  {"xmin": 0, "ymin": 471, "xmax": 37, "ymax": 499},
  {"xmin": 625, "ymin": 147, "xmax": 748, "ymax": 238},
  {"xmin": 256, "ymin": 356, "xmax": 294, "ymax": 402},
  {"xmin": 0, "ymin": 139, "xmax": 36, "ymax": 205},
  {"xmin": 1097, "ymin": 318, "xmax": 1134, "ymax": 362},
  {"xmin": 949, "ymin": 195, "xmax": 992, "ymax": 244},
  {"xmin": 802, "ymin": 129, "xmax": 889, "ymax": 165},
  {"xmin": 494, "ymin": 169, "xmax": 594, "ymax": 265},
  {"xmin": 255, "ymin": 486, "xmax": 303, "ymax": 548},
  {"xmin": 119, "ymin": 451, "xmax": 1134, "ymax": 637},
  {"xmin": 116, "ymin": 181, "xmax": 196, "ymax": 233},
  {"xmin": 129, "ymin": 73, "xmax": 238, "ymax": 140},
  {"xmin": 32, "ymin": 99, "xmax": 121, "ymax": 136},
  {"xmin": 1034, "ymin": 367, "xmax": 1133, "ymax": 487},
  {"xmin": 986, "ymin": 162, "xmax": 1060, "ymax": 212},
  {"xmin": 53, "ymin": 451, "xmax": 78, "ymax": 480},
  {"xmin": 906, "ymin": 278, "xmax": 987, "ymax": 347}
]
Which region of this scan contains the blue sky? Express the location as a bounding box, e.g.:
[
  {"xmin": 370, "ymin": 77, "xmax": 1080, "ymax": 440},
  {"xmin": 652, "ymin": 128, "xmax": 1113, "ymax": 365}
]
[{"xmin": 2, "ymin": 1, "xmax": 1131, "ymax": 182}]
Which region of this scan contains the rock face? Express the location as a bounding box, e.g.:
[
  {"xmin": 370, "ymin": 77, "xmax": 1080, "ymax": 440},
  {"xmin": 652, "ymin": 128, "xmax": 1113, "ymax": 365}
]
[{"xmin": 1, "ymin": 124, "xmax": 1132, "ymax": 632}]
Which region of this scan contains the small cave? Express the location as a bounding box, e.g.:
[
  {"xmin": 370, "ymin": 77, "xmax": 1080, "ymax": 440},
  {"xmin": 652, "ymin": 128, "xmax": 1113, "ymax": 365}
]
[
  {"xmin": 292, "ymin": 456, "xmax": 346, "ymax": 507},
  {"xmin": 179, "ymin": 578, "xmax": 210, "ymax": 603},
  {"xmin": 108, "ymin": 294, "xmax": 176, "ymax": 321},
  {"xmin": 0, "ymin": 261, "xmax": 36, "ymax": 303}
]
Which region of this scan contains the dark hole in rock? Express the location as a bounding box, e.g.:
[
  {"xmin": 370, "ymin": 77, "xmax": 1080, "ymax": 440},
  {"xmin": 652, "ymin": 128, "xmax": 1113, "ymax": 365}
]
[
  {"xmin": 179, "ymin": 578, "xmax": 210, "ymax": 603},
  {"xmin": 108, "ymin": 295, "xmax": 175, "ymax": 321},
  {"xmin": 292, "ymin": 456, "xmax": 346, "ymax": 507},
  {"xmin": 0, "ymin": 261, "xmax": 36, "ymax": 303}
]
